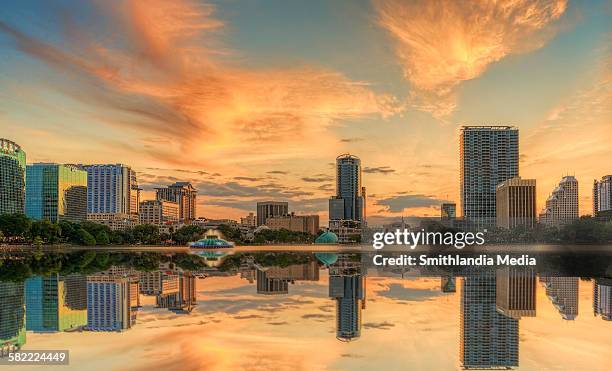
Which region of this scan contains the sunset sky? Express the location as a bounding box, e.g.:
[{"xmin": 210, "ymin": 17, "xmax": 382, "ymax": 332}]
[{"xmin": 1, "ymin": 0, "xmax": 610, "ymax": 224}]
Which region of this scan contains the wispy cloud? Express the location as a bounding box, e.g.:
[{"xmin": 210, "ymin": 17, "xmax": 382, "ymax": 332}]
[
  {"xmin": 373, "ymin": 0, "xmax": 568, "ymax": 116},
  {"xmin": 363, "ymin": 166, "xmax": 395, "ymax": 174}
]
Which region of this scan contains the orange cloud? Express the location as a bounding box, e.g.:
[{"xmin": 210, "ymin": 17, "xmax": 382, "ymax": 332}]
[{"xmin": 373, "ymin": 0, "xmax": 568, "ymax": 117}]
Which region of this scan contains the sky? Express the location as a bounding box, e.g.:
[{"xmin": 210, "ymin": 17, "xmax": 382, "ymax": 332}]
[{"xmin": 0, "ymin": 0, "xmax": 610, "ymax": 224}]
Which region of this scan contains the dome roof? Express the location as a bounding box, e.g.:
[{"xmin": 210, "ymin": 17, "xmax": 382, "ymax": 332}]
[
  {"xmin": 315, "ymin": 231, "xmax": 338, "ymax": 244},
  {"xmin": 190, "ymin": 237, "xmax": 233, "ymax": 248},
  {"xmin": 315, "ymin": 253, "xmax": 338, "ymax": 265}
]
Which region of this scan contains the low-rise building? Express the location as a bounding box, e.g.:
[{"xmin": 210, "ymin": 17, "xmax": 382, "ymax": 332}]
[{"xmin": 265, "ymin": 213, "xmax": 319, "ymax": 235}]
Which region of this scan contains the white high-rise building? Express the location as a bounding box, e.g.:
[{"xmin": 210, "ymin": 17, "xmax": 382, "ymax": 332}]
[
  {"xmin": 593, "ymin": 175, "xmax": 612, "ymax": 215},
  {"xmin": 539, "ymin": 176, "xmax": 579, "ymax": 226}
]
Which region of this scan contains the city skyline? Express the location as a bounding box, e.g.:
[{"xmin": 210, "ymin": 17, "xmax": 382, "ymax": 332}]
[{"xmin": 1, "ymin": 0, "xmax": 610, "ymax": 223}]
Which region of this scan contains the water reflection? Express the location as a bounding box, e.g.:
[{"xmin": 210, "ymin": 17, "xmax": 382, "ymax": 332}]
[{"xmin": 0, "ymin": 248, "xmax": 610, "ymax": 369}]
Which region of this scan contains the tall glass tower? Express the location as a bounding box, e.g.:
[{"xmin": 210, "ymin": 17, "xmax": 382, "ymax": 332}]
[
  {"xmin": 331, "ymin": 154, "xmax": 364, "ymax": 222},
  {"xmin": 0, "ymin": 138, "xmax": 26, "ymax": 215},
  {"xmin": 26, "ymin": 164, "xmax": 88, "ymax": 223},
  {"xmin": 460, "ymin": 126, "xmax": 519, "ymax": 229}
]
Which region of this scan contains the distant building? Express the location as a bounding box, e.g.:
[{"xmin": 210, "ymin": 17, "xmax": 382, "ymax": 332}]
[
  {"xmin": 440, "ymin": 203, "xmax": 456, "ymax": 227},
  {"xmin": 240, "ymin": 212, "xmax": 256, "ymax": 227},
  {"xmin": 139, "ymin": 200, "xmax": 179, "ymax": 225},
  {"xmin": 256, "ymin": 268, "xmax": 289, "ymax": 295},
  {"xmin": 256, "ymin": 201, "xmax": 288, "ymax": 226},
  {"xmin": 139, "ymin": 272, "xmax": 179, "ymax": 296},
  {"xmin": 328, "ymin": 154, "xmax": 365, "ymax": 243},
  {"xmin": 593, "ymin": 175, "xmax": 612, "ymax": 217},
  {"xmin": 26, "ymin": 163, "xmax": 87, "ymax": 223},
  {"xmin": 86, "ymin": 213, "xmax": 138, "ymax": 231},
  {"xmin": 0, "ymin": 281, "xmax": 26, "ymax": 355},
  {"xmin": 495, "ymin": 267, "xmax": 536, "ymax": 319},
  {"xmin": 0, "ymin": 138, "xmax": 26, "ymax": 215},
  {"xmin": 441, "ymin": 275, "xmax": 456, "ymax": 293},
  {"xmin": 496, "ymin": 177, "xmax": 536, "ymax": 229},
  {"xmin": 85, "ymin": 275, "xmax": 137, "ymax": 331},
  {"xmin": 593, "ymin": 278, "xmax": 612, "ymax": 321},
  {"xmin": 540, "ymin": 276, "xmax": 578, "ymax": 320},
  {"xmin": 25, "ymin": 274, "xmax": 87, "ymax": 332},
  {"xmin": 155, "ymin": 182, "xmax": 197, "ymax": 224},
  {"xmin": 460, "ymin": 126, "xmax": 519, "ymax": 229},
  {"xmin": 82, "ymin": 164, "xmax": 139, "ymax": 216},
  {"xmin": 539, "ymin": 176, "xmax": 579, "ymax": 226},
  {"xmin": 265, "ymin": 213, "xmax": 320, "ymax": 235},
  {"xmin": 460, "ymin": 270, "xmax": 518, "ymax": 368}
]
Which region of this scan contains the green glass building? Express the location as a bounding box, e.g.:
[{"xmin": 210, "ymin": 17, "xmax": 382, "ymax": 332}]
[
  {"xmin": 26, "ymin": 163, "xmax": 88, "ymax": 223},
  {"xmin": 0, "ymin": 138, "xmax": 26, "ymax": 215},
  {"xmin": 25, "ymin": 274, "xmax": 87, "ymax": 332},
  {"xmin": 0, "ymin": 281, "xmax": 26, "ymax": 354}
]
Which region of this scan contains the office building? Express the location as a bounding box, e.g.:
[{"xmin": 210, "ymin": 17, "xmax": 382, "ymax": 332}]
[
  {"xmin": 496, "ymin": 177, "xmax": 536, "ymax": 229},
  {"xmin": 328, "ymin": 154, "xmax": 365, "ymax": 242},
  {"xmin": 460, "ymin": 269, "xmax": 519, "ymax": 368},
  {"xmin": 139, "ymin": 271, "xmax": 179, "ymax": 296},
  {"xmin": 25, "ymin": 274, "xmax": 87, "ymax": 332},
  {"xmin": 86, "ymin": 213, "xmax": 138, "ymax": 231},
  {"xmin": 329, "ymin": 274, "xmax": 364, "ymax": 341},
  {"xmin": 593, "ymin": 278, "xmax": 612, "ymax": 321},
  {"xmin": 139, "ymin": 199, "xmax": 179, "ymax": 225},
  {"xmin": 0, "ymin": 281, "xmax": 26, "ymax": 356},
  {"xmin": 265, "ymin": 213, "xmax": 320, "ymax": 235},
  {"xmin": 540, "ymin": 276, "xmax": 578, "ymax": 320},
  {"xmin": 539, "ymin": 176, "xmax": 579, "ymax": 226},
  {"xmin": 0, "ymin": 138, "xmax": 26, "ymax": 215},
  {"xmin": 156, "ymin": 273, "xmax": 197, "ymax": 313},
  {"xmin": 26, "ymin": 164, "xmax": 87, "ymax": 223},
  {"xmin": 593, "ymin": 175, "xmax": 612, "ymax": 217},
  {"xmin": 256, "ymin": 201, "xmax": 288, "ymax": 226},
  {"xmin": 240, "ymin": 212, "xmax": 256, "ymax": 227},
  {"xmin": 155, "ymin": 182, "xmax": 197, "ymax": 223},
  {"xmin": 82, "ymin": 164, "xmax": 139, "ymax": 216},
  {"xmin": 86, "ymin": 275, "xmax": 136, "ymax": 331},
  {"xmin": 460, "ymin": 126, "xmax": 519, "ymax": 229},
  {"xmin": 496, "ymin": 267, "xmax": 536, "ymax": 319}
]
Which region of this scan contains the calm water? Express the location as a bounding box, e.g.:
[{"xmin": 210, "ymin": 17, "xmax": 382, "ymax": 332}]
[{"xmin": 1, "ymin": 247, "xmax": 611, "ymax": 371}]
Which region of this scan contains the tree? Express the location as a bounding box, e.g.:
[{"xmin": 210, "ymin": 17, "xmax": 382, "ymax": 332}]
[
  {"xmin": 77, "ymin": 229, "xmax": 96, "ymax": 246},
  {"xmin": 0, "ymin": 213, "xmax": 32, "ymax": 239},
  {"xmin": 173, "ymin": 225, "xmax": 204, "ymax": 245},
  {"xmin": 30, "ymin": 220, "xmax": 61, "ymax": 244},
  {"xmin": 95, "ymin": 230, "xmax": 110, "ymax": 245}
]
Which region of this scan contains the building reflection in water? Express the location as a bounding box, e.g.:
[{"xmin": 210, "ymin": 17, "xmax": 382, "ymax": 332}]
[
  {"xmin": 593, "ymin": 278, "xmax": 612, "ymax": 321},
  {"xmin": 25, "ymin": 274, "xmax": 87, "ymax": 332},
  {"xmin": 328, "ymin": 254, "xmax": 365, "ymax": 342},
  {"xmin": 0, "ymin": 281, "xmax": 26, "ymax": 356},
  {"xmin": 540, "ymin": 276, "xmax": 579, "ymax": 320},
  {"xmin": 496, "ymin": 267, "xmax": 537, "ymax": 319},
  {"xmin": 255, "ymin": 260, "xmax": 319, "ymax": 295},
  {"xmin": 460, "ymin": 269, "xmax": 519, "ymax": 369},
  {"xmin": 441, "ymin": 274, "xmax": 456, "ymax": 293}
]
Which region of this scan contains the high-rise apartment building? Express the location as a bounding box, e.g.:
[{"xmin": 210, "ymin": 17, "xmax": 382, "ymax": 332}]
[
  {"xmin": 496, "ymin": 177, "xmax": 536, "ymax": 229},
  {"xmin": 539, "ymin": 176, "xmax": 579, "ymax": 226},
  {"xmin": 82, "ymin": 164, "xmax": 139, "ymax": 215},
  {"xmin": 265, "ymin": 213, "xmax": 320, "ymax": 235},
  {"xmin": 329, "ymin": 154, "xmax": 365, "ymax": 242},
  {"xmin": 460, "ymin": 126, "xmax": 519, "ymax": 229},
  {"xmin": 256, "ymin": 201, "xmax": 288, "ymax": 226},
  {"xmin": 139, "ymin": 271, "xmax": 179, "ymax": 296},
  {"xmin": 329, "ymin": 274, "xmax": 364, "ymax": 342},
  {"xmin": 495, "ymin": 267, "xmax": 536, "ymax": 319},
  {"xmin": 26, "ymin": 164, "xmax": 87, "ymax": 223},
  {"xmin": 138, "ymin": 200, "xmax": 179, "ymax": 225},
  {"xmin": 460, "ymin": 269, "xmax": 519, "ymax": 368},
  {"xmin": 86, "ymin": 275, "xmax": 136, "ymax": 331},
  {"xmin": 155, "ymin": 182, "xmax": 197, "ymax": 223},
  {"xmin": 593, "ymin": 175, "xmax": 612, "ymax": 216},
  {"xmin": 0, "ymin": 281, "xmax": 26, "ymax": 355},
  {"xmin": 0, "ymin": 138, "xmax": 26, "ymax": 215},
  {"xmin": 25, "ymin": 274, "xmax": 87, "ymax": 332},
  {"xmin": 593, "ymin": 278, "xmax": 612, "ymax": 321},
  {"xmin": 540, "ymin": 276, "xmax": 578, "ymax": 320},
  {"xmin": 240, "ymin": 212, "xmax": 256, "ymax": 227}
]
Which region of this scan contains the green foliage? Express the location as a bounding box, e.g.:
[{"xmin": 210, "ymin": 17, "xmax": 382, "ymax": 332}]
[
  {"xmin": 253, "ymin": 228, "xmax": 315, "ymax": 244},
  {"xmin": 172, "ymin": 225, "xmax": 204, "ymax": 245},
  {"xmin": 77, "ymin": 229, "xmax": 96, "ymax": 246},
  {"xmin": 95, "ymin": 230, "xmax": 110, "ymax": 245},
  {"xmin": 0, "ymin": 213, "xmax": 32, "ymax": 238}
]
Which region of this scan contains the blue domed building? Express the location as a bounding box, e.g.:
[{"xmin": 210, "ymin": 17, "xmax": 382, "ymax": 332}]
[
  {"xmin": 189, "ymin": 236, "xmax": 234, "ymax": 249},
  {"xmin": 315, "ymin": 231, "xmax": 338, "ymax": 244}
]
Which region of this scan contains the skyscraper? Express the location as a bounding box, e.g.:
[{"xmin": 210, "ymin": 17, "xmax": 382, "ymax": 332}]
[
  {"xmin": 138, "ymin": 199, "xmax": 179, "ymax": 225},
  {"xmin": 593, "ymin": 175, "xmax": 612, "ymax": 217},
  {"xmin": 86, "ymin": 275, "xmax": 136, "ymax": 331},
  {"xmin": 329, "ymin": 154, "xmax": 365, "ymax": 243},
  {"xmin": 26, "ymin": 164, "xmax": 88, "ymax": 223},
  {"xmin": 460, "ymin": 126, "xmax": 519, "ymax": 229},
  {"xmin": 460, "ymin": 269, "xmax": 519, "ymax": 368},
  {"xmin": 540, "ymin": 276, "xmax": 578, "ymax": 320},
  {"xmin": 0, "ymin": 138, "xmax": 26, "ymax": 215},
  {"xmin": 495, "ymin": 177, "xmax": 536, "ymax": 229},
  {"xmin": 329, "ymin": 274, "xmax": 364, "ymax": 342},
  {"xmin": 539, "ymin": 176, "xmax": 579, "ymax": 226},
  {"xmin": 256, "ymin": 201, "xmax": 288, "ymax": 226},
  {"xmin": 155, "ymin": 182, "xmax": 197, "ymax": 223},
  {"xmin": 25, "ymin": 274, "xmax": 87, "ymax": 332},
  {"xmin": 495, "ymin": 267, "xmax": 536, "ymax": 319},
  {"xmin": 0, "ymin": 281, "xmax": 26, "ymax": 355},
  {"xmin": 593, "ymin": 278, "xmax": 612, "ymax": 321}
]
